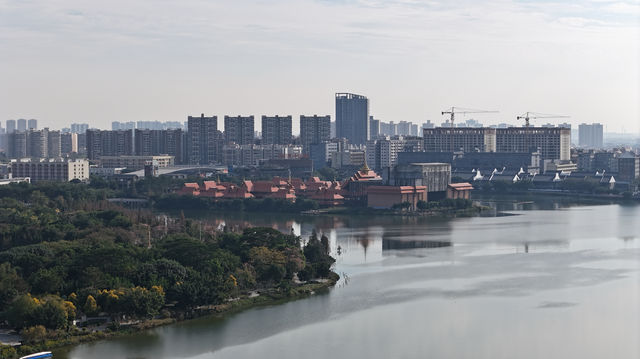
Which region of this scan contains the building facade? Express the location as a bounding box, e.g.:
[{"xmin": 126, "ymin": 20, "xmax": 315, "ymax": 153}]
[
  {"xmin": 86, "ymin": 129, "xmax": 134, "ymax": 160},
  {"xmin": 224, "ymin": 115, "xmax": 254, "ymax": 145},
  {"xmin": 47, "ymin": 130, "xmax": 61, "ymax": 158},
  {"xmin": 300, "ymin": 115, "xmax": 331, "ymax": 151},
  {"xmin": 578, "ymin": 123, "xmax": 604, "ymax": 149},
  {"xmin": 618, "ymin": 153, "xmax": 639, "ymax": 182},
  {"xmin": 11, "ymin": 158, "xmax": 89, "ymax": 182},
  {"xmin": 188, "ymin": 114, "xmax": 218, "ymax": 165},
  {"xmin": 495, "ymin": 127, "xmax": 570, "ymax": 161},
  {"xmin": 27, "ymin": 119, "xmax": 38, "ymax": 130},
  {"xmin": 61, "ymin": 132, "xmax": 78, "ymax": 154},
  {"xmin": 261, "ymin": 115, "xmax": 292, "ymax": 145},
  {"xmin": 336, "ymin": 93, "xmax": 369, "ymax": 145},
  {"xmin": 423, "ymin": 127, "xmax": 497, "ymax": 153},
  {"xmin": 99, "ymin": 155, "xmax": 174, "ymax": 169}
]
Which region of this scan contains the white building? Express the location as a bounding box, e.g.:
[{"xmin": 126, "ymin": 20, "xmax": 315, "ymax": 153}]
[{"xmin": 10, "ymin": 158, "xmax": 90, "ymax": 182}]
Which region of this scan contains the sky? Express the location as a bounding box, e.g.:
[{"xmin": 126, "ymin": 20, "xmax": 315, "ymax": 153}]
[{"xmin": 0, "ymin": 0, "xmax": 639, "ymax": 135}]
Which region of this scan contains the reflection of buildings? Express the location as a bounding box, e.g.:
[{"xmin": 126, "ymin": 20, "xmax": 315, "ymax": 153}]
[{"xmin": 382, "ymin": 239, "xmax": 451, "ymax": 250}]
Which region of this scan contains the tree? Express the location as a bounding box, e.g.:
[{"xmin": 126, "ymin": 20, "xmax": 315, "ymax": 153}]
[
  {"xmin": 249, "ymin": 246, "xmax": 287, "ymax": 284},
  {"xmin": 6, "ymin": 294, "xmax": 38, "ymax": 329},
  {"xmin": 34, "ymin": 299, "xmax": 68, "ymax": 329},
  {"xmin": 0, "ymin": 262, "xmax": 28, "ymax": 308},
  {"xmin": 20, "ymin": 325, "xmax": 47, "ymax": 344},
  {"xmin": 84, "ymin": 295, "xmax": 98, "ymax": 316}
]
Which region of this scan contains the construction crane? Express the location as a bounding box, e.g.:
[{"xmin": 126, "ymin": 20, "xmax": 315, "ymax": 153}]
[
  {"xmin": 516, "ymin": 112, "xmax": 570, "ymax": 128},
  {"xmin": 441, "ymin": 107, "xmax": 498, "ymax": 151},
  {"xmin": 441, "ymin": 107, "xmax": 499, "ymax": 128}
]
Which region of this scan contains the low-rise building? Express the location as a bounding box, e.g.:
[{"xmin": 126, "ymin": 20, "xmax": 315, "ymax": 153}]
[
  {"xmin": 99, "ymin": 155, "xmax": 174, "ymax": 170},
  {"xmin": 367, "ymin": 185, "xmax": 427, "ymax": 210},
  {"xmin": 331, "ymin": 150, "xmax": 366, "ymax": 169},
  {"xmin": 385, "ymin": 162, "xmax": 451, "ymax": 199},
  {"xmin": 10, "ymin": 158, "xmax": 89, "ymax": 182},
  {"xmin": 447, "ymin": 183, "xmax": 473, "ymax": 199}
]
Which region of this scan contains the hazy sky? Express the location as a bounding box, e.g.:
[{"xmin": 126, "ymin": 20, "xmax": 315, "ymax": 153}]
[{"xmin": 1, "ymin": 0, "xmax": 639, "ymax": 134}]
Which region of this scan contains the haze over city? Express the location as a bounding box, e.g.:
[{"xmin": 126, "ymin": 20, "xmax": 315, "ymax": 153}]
[{"xmin": 1, "ymin": 0, "xmax": 638, "ymax": 134}]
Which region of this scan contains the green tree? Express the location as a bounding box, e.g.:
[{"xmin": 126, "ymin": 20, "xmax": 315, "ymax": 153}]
[
  {"xmin": 0, "ymin": 262, "xmax": 28, "ymax": 308},
  {"xmin": 83, "ymin": 295, "xmax": 98, "ymax": 316},
  {"xmin": 249, "ymin": 246, "xmax": 287, "ymax": 284},
  {"xmin": 19, "ymin": 325, "xmax": 47, "ymax": 344},
  {"xmin": 6, "ymin": 294, "xmax": 38, "ymax": 329}
]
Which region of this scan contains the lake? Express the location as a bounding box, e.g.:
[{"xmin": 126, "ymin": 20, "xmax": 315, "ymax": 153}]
[{"xmin": 56, "ymin": 199, "xmax": 640, "ymax": 359}]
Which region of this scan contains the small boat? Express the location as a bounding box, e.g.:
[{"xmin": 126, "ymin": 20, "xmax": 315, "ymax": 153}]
[{"xmin": 19, "ymin": 352, "xmax": 52, "ymax": 359}]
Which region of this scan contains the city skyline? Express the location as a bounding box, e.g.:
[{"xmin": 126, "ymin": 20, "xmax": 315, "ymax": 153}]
[{"xmin": 0, "ymin": 0, "xmax": 638, "ymax": 134}]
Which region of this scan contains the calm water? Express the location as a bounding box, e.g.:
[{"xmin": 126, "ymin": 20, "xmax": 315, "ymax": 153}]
[{"xmin": 57, "ymin": 200, "xmax": 640, "ymax": 359}]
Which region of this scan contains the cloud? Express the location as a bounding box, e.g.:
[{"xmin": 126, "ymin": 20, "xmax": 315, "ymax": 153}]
[{"xmin": 0, "ymin": 0, "xmax": 637, "ymax": 132}]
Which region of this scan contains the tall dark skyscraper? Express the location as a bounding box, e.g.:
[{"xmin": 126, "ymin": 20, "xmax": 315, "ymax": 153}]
[
  {"xmin": 300, "ymin": 115, "xmax": 331, "ymax": 151},
  {"xmin": 187, "ymin": 114, "xmax": 218, "ymax": 165},
  {"xmin": 261, "ymin": 115, "xmax": 292, "ymax": 145},
  {"xmin": 224, "ymin": 116, "xmax": 254, "ymax": 145},
  {"xmin": 28, "ymin": 119, "xmax": 38, "ymax": 130},
  {"xmin": 336, "ymin": 93, "xmax": 369, "ymax": 145}
]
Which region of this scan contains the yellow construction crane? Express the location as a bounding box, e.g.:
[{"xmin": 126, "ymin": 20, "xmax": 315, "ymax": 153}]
[{"xmin": 516, "ymin": 112, "xmax": 570, "ymax": 128}]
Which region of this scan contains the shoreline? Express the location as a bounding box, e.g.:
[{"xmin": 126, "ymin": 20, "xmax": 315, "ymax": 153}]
[{"xmin": 10, "ymin": 274, "xmax": 339, "ymax": 358}]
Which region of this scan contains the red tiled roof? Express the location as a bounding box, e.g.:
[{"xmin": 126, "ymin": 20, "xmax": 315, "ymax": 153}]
[{"xmin": 448, "ymin": 182, "xmax": 473, "ymax": 190}]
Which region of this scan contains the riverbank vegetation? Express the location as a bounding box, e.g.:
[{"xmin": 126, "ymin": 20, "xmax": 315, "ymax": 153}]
[
  {"xmin": 0, "ymin": 182, "xmax": 336, "ymax": 358},
  {"xmin": 153, "ymin": 194, "xmax": 320, "ymax": 213}
]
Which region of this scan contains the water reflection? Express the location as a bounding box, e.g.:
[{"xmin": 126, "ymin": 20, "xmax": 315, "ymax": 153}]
[{"xmin": 59, "ymin": 201, "xmax": 640, "ymax": 359}]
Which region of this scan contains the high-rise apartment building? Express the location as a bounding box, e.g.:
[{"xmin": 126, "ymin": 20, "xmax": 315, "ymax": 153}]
[
  {"xmin": 28, "ymin": 119, "xmax": 37, "ymax": 130},
  {"xmin": 70, "ymin": 123, "xmax": 89, "ymax": 134},
  {"xmin": 86, "ymin": 129, "xmax": 134, "ymax": 160},
  {"xmin": 422, "ymin": 121, "xmax": 435, "ymax": 129},
  {"xmin": 261, "ymin": 115, "xmax": 292, "ymax": 145},
  {"xmin": 47, "ymin": 130, "xmax": 61, "ymax": 158},
  {"xmin": 369, "ymin": 116, "xmax": 380, "ymax": 138},
  {"xmin": 366, "ymin": 136, "xmax": 424, "ymax": 170},
  {"xmin": 300, "ymin": 115, "xmax": 331, "ymax": 151},
  {"xmin": 111, "ymin": 121, "xmax": 136, "ymax": 131},
  {"xmin": 336, "ymin": 93, "xmax": 369, "ymax": 145},
  {"xmin": 495, "ymin": 127, "xmax": 571, "ymax": 161},
  {"xmin": 28, "ymin": 128, "xmax": 48, "ymax": 158},
  {"xmin": 397, "ymin": 121, "xmax": 411, "ymax": 136},
  {"xmin": 7, "ymin": 132, "xmax": 28, "ymax": 158},
  {"xmin": 135, "ymin": 128, "xmax": 184, "ymax": 164},
  {"xmin": 578, "ymin": 123, "xmax": 604, "ymax": 149},
  {"xmin": 224, "ymin": 116, "xmax": 254, "ymax": 145},
  {"xmin": 423, "ymin": 128, "xmax": 497, "ymax": 153},
  {"xmin": 379, "ymin": 121, "xmax": 397, "ymax": 136},
  {"xmin": 188, "ymin": 114, "xmax": 219, "ymax": 165},
  {"xmin": 410, "ymin": 124, "xmax": 419, "ymax": 136},
  {"xmin": 6, "ymin": 120, "xmax": 16, "ymax": 134},
  {"xmin": 17, "ymin": 119, "xmax": 27, "ymax": 132},
  {"xmin": 61, "ymin": 132, "xmax": 78, "ymax": 154}
]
